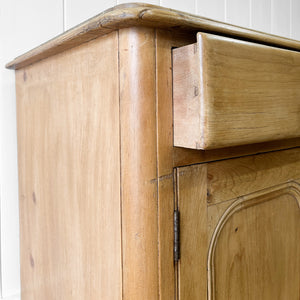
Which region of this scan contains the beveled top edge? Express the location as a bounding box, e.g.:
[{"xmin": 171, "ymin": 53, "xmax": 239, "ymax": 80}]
[{"xmin": 6, "ymin": 2, "xmax": 300, "ymax": 69}]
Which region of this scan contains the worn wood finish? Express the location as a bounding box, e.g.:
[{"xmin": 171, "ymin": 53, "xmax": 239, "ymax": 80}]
[
  {"xmin": 16, "ymin": 32, "xmax": 121, "ymax": 300},
  {"xmin": 209, "ymin": 182, "xmax": 300, "ymax": 300},
  {"xmin": 207, "ymin": 148, "xmax": 300, "ymax": 205},
  {"xmin": 177, "ymin": 165, "xmax": 208, "ymax": 300},
  {"xmin": 6, "ymin": 3, "xmax": 300, "ymax": 70},
  {"xmin": 173, "ymin": 33, "xmax": 300, "ymax": 149},
  {"xmin": 119, "ymin": 27, "xmax": 159, "ymax": 300}
]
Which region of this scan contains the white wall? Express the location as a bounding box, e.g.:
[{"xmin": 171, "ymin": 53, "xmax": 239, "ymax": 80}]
[{"xmin": 1, "ymin": 1, "xmax": 300, "ymax": 299}]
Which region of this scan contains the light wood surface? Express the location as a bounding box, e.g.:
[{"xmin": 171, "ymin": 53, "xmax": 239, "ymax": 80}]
[
  {"xmin": 119, "ymin": 27, "xmax": 159, "ymax": 300},
  {"xmin": 10, "ymin": 5, "xmax": 300, "ymax": 299},
  {"xmin": 173, "ymin": 32, "xmax": 300, "ymax": 149},
  {"xmin": 156, "ymin": 29, "xmax": 179, "ymax": 300},
  {"xmin": 157, "ymin": 173, "xmax": 175, "ymax": 299},
  {"xmin": 178, "ymin": 150, "xmax": 300, "ymax": 300},
  {"xmin": 177, "ymin": 164, "xmax": 208, "ymax": 300},
  {"xmin": 209, "ymin": 182, "xmax": 300, "ymax": 300},
  {"xmin": 207, "ymin": 199, "xmax": 236, "ymax": 245},
  {"xmin": 207, "ymin": 148, "xmax": 300, "ymax": 205},
  {"xmin": 156, "ymin": 30, "xmax": 195, "ymax": 176},
  {"xmin": 173, "ymin": 138, "xmax": 300, "ymax": 167},
  {"xmin": 6, "ymin": 3, "xmax": 300, "ymax": 70},
  {"xmin": 155, "ymin": 29, "xmax": 196, "ymax": 300},
  {"xmin": 16, "ymin": 32, "xmax": 121, "ymax": 300}
]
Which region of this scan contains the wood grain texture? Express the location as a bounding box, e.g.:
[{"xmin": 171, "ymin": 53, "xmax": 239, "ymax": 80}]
[
  {"xmin": 173, "ymin": 138, "xmax": 300, "ymax": 167},
  {"xmin": 16, "ymin": 32, "xmax": 121, "ymax": 300},
  {"xmin": 119, "ymin": 27, "xmax": 159, "ymax": 300},
  {"xmin": 179, "ymin": 149, "xmax": 300, "ymax": 300},
  {"xmin": 157, "ymin": 174, "xmax": 175, "ymax": 299},
  {"xmin": 173, "ymin": 42, "xmax": 202, "ymax": 149},
  {"xmin": 207, "ymin": 198, "xmax": 236, "ymax": 246},
  {"xmin": 155, "ymin": 29, "xmax": 196, "ymax": 300},
  {"xmin": 6, "ymin": 3, "xmax": 300, "ymax": 70},
  {"xmin": 208, "ymin": 182, "xmax": 300, "ymax": 300},
  {"xmin": 207, "ymin": 148, "xmax": 300, "ymax": 205},
  {"xmin": 173, "ymin": 32, "xmax": 300, "ymax": 149},
  {"xmin": 156, "ymin": 30, "xmax": 196, "ymax": 176},
  {"xmin": 177, "ymin": 164, "xmax": 208, "ymax": 300}
]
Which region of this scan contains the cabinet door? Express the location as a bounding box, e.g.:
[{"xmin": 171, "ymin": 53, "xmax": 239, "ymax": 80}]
[{"xmin": 176, "ymin": 148, "xmax": 300, "ymax": 300}]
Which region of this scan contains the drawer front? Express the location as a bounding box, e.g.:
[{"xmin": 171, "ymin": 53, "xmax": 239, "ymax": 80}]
[{"xmin": 173, "ymin": 33, "xmax": 300, "ymax": 150}]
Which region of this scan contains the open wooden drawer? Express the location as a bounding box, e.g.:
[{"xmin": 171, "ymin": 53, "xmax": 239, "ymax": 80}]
[{"xmin": 173, "ymin": 33, "xmax": 300, "ymax": 150}]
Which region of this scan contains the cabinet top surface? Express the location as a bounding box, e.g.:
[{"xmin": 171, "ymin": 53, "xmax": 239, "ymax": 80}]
[{"xmin": 6, "ymin": 2, "xmax": 300, "ymax": 70}]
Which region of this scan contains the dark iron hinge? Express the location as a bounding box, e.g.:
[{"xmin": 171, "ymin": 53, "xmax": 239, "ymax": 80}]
[{"xmin": 174, "ymin": 210, "xmax": 180, "ymax": 262}]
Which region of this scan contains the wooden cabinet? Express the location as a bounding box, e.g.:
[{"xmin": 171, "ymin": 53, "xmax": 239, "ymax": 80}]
[
  {"xmin": 177, "ymin": 150, "xmax": 300, "ymax": 300},
  {"xmin": 6, "ymin": 3, "xmax": 300, "ymax": 300}
]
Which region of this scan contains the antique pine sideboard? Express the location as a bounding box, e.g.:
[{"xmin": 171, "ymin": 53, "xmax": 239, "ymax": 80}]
[{"xmin": 6, "ymin": 3, "xmax": 300, "ymax": 300}]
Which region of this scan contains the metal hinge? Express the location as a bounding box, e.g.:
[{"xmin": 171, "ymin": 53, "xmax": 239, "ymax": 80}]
[{"xmin": 174, "ymin": 210, "xmax": 180, "ymax": 262}]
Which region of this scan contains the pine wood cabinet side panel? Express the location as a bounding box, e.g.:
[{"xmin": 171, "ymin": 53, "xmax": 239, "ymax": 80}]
[
  {"xmin": 15, "ymin": 32, "xmax": 122, "ymax": 300},
  {"xmin": 119, "ymin": 27, "xmax": 159, "ymax": 300}
]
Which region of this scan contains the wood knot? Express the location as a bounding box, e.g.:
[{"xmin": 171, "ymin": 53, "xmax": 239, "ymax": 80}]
[
  {"xmin": 32, "ymin": 192, "xmax": 36, "ymax": 204},
  {"xmin": 207, "ymin": 189, "xmax": 212, "ymax": 203},
  {"xmin": 207, "ymin": 173, "xmax": 213, "ymax": 180},
  {"xmin": 194, "ymin": 85, "xmax": 199, "ymax": 97},
  {"xmin": 30, "ymin": 254, "xmax": 35, "ymax": 268}
]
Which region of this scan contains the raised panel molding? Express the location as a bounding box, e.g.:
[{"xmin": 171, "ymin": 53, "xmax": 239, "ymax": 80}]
[{"xmin": 208, "ymin": 181, "xmax": 300, "ymax": 300}]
